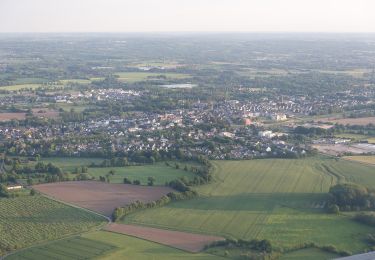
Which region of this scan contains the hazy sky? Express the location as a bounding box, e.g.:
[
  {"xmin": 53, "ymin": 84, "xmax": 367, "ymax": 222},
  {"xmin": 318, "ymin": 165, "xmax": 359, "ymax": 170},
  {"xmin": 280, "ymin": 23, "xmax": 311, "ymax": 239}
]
[{"xmin": 1, "ymin": 0, "xmax": 375, "ymax": 33}]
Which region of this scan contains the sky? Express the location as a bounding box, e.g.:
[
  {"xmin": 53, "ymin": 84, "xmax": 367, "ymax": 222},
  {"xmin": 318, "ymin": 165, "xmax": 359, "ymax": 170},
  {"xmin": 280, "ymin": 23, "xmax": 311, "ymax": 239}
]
[{"xmin": 1, "ymin": 0, "xmax": 375, "ymax": 33}]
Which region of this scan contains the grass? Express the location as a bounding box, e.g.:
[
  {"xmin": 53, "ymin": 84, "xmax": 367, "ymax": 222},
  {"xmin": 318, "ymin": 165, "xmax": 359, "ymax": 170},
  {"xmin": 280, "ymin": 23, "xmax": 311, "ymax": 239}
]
[
  {"xmin": 343, "ymin": 156, "xmax": 375, "ymax": 165},
  {"xmin": 6, "ymin": 236, "xmax": 116, "ymax": 260},
  {"xmin": 59, "ymin": 79, "xmax": 92, "ymax": 84},
  {"xmin": 0, "ymin": 195, "xmax": 105, "ymax": 255},
  {"xmin": 114, "ymin": 72, "xmax": 190, "ymax": 83},
  {"xmin": 88, "ymin": 163, "xmax": 194, "ymax": 185},
  {"xmin": 0, "ymin": 84, "xmax": 43, "ymax": 91},
  {"xmin": 7, "ymin": 231, "xmax": 221, "ymax": 260},
  {"xmin": 335, "ymin": 133, "xmax": 375, "ymax": 143},
  {"xmin": 122, "ymin": 157, "xmax": 375, "ymax": 253},
  {"xmin": 279, "ymin": 248, "xmax": 339, "ymax": 260},
  {"xmin": 40, "ymin": 157, "xmax": 103, "ymax": 172}
]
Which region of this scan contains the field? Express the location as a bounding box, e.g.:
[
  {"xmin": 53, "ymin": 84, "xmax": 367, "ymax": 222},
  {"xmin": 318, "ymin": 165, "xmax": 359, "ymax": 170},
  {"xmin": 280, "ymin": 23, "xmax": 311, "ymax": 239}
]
[
  {"xmin": 317, "ymin": 116, "xmax": 375, "ymax": 126},
  {"xmin": 343, "ymin": 155, "xmax": 375, "ymax": 165},
  {"xmin": 279, "ymin": 248, "xmax": 339, "ymax": 260},
  {"xmin": 7, "ymin": 231, "xmax": 220, "ymax": 260},
  {"xmin": 114, "ymin": 72, "xmax": 190, "ymax": 83},
  {"xmin": 0, "ymin": 84, "xmax": 43, "ymax": 91},
  {"xmin": 312, "ymin": 143, "xmax": 375, "ymax": 156},
  {"xmin": 122, "ymin": 157, "xmax": 375, "ymax": 253},
  {"xmin": 335, "ymin": 133, "xmax": 375, "ymax": 143},
  {"xmin": 40, "ymin": 157, "xmax": 103, "ymax": 171},
  {"xmin": 6, "ymin": 236, "xmax": 116, "ymax": 260},
  {"xmin": 104, "ymin": 223, "xmax": 224, "ymax": 253},
  {"xmin": 0, "ymin": 112, "xmax": 26, "ymax": 121},
  {"xmin": 0, "ymin": 195, "xmax": 105, "ymax": 255},
  {"xmin": 88, "ymin": 163, "xmax": 194, "ymax": 185},
  {"xmin": 33, "ymin": 181, "xmax": 174, "ymax": 217}
]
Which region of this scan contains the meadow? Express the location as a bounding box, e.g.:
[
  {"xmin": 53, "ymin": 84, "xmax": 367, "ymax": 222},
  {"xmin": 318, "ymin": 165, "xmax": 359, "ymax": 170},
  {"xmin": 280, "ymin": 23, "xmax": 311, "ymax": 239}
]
[
  {"xmin": 7, "ymin": 231, "xmax": 220, "ymax": 260},
  {"xmin": 88, "ymin": 163, "xmax": 194, "ymax": 185},
  {"xmin": 0, "ymin": 195, "xmax": 106, "ymax": 255},
  {"xmin": 122, "ymin": 157, "xmax": 375, "ymax": 253},
  {"xmin": 114, "ymin": 72, "xmax": 190, "ymax": 83}
]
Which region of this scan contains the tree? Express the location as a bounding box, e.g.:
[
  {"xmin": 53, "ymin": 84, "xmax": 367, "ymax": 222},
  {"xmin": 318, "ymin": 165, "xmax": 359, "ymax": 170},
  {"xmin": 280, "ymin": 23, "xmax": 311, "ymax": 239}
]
[
  {"xmin": 147, "ymin": 176, "xmax": 155, "ymax": 186},
  {"xmin": 30, "ymin": 189, "xmax": 36, "ymax": 196},
  {"xmin": 123, "ymin": 177, "xmax": 131, "ymax": 184}
]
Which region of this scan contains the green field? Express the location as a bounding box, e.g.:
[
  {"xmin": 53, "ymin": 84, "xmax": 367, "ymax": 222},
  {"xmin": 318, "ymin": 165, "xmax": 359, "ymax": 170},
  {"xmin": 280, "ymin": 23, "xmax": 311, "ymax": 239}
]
[
  {"xmin": 59, "ymin": 79, "xmax": 92, "ymax": 84},
  {"xmin": 40, "ymin": 157, "xmax": 103, "ymax": 171},
  {"xmin": 122, "ymin": 157, "xmax": 375, "ymax": 253},
  {"xmin": 7, "ymin": 231, "xmax": 220, "ymax": 260},
  {"xmin": 279, "ymin": 248, "xmax": 339, "ymax": 260},
  {"xmin": 0, "ymin": 84, "xmax": 43, "ymax": 91},
  {"xmin": 6, "ymin": 236, "xmax": 116, "ymax": 260},
  {"xmin": 114, "ymin": 72, "xmax": 190, "ymax": 83},
  {"xmin": 0, "ymin": 195, "xmax": 105, "ymax": 255},
  {"xmin": 335, "ymin": 133, "xmax": 375, "ymax": 144},
  {"xmin": 88, "ymin": 163, "xmax": 194, "ymax": 185}
]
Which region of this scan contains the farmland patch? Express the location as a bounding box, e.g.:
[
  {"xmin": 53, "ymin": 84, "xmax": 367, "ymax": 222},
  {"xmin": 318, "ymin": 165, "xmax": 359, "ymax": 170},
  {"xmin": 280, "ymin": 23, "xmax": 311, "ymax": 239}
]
[{"xmin": 33, "ymin": 181, "xmax": 174, "ymax": 217}]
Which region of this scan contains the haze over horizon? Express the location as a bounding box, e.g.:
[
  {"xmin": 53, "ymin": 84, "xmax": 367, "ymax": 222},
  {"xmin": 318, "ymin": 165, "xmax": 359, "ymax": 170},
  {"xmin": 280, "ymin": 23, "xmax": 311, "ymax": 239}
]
[{"xmin": 1, "ymin": 0, "xmax": 375, "ymax": 33}]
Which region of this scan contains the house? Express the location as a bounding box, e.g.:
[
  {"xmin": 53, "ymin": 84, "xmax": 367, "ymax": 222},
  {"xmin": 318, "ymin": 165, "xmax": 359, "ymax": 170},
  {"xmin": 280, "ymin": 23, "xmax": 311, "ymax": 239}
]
[
  {"xmin": 271, "ymin": 113, "xmax": 287, "ymax": 121},
  {"xmin": 6, "ymin": 185, "xmax": 23, "ymax": 190}
]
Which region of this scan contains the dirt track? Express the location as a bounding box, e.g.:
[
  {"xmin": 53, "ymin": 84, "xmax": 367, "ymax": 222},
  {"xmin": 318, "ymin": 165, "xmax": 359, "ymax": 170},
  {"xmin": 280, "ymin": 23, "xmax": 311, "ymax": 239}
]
[
  {"xmin": 34, "ymin": 181, "xmax": 173, "ymax": 217},
  {"xmin": 104, "ymin": 223, "xmax": 224, "ymax": 252}
]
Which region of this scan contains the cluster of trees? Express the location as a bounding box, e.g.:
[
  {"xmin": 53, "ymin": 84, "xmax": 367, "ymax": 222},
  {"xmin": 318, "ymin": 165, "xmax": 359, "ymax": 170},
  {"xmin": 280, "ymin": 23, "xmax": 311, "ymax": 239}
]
[
  {"xmin": 0, "ymin": 184, "xmax": 9, "ymax": 198},
  {"xmin": 354, "ymin": 213, "xmax": 375, "ymax": 227},
  {"xmin": 112, "ymin": 190, "xmax": 198, "ymax": 221},
  {"xmin": 328, "ymin": 183, "xmax": 375, "ymax": 211},
  {"xmin": 205, "ymin": 238, "xmax": 272, "ymax": 254}
]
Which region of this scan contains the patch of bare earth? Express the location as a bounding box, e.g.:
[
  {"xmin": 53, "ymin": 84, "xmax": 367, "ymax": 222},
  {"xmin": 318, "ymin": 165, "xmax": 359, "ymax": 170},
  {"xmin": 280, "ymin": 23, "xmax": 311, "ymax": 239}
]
[
  {"xmin": 104, "ymin": 223, "xmax": 224, "ymax": 252},
  {"xmin": 33, "ymin": 181, "xmax": 174, "ymax": 217},
  {"xmin": 0, "ymin": 112, "xmax": 26, "ymax": 121}
]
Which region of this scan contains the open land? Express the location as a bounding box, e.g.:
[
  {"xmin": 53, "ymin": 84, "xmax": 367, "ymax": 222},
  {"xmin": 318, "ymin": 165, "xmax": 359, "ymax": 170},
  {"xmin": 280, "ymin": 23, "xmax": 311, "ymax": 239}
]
[
  {"xmin": 0, "ymin": 195, "xmax": 105, "ymax": 254},
  {"xmin": 317, "ymin": 116, "xmax": 375, "ymax": 126},
  {"xmin": 343, "ymin": 155, "xmax": 375, "ymax": 166},
  {"xmin": 104, "ymin": 223, "xmax": 224, "ymax": 253},
  {"xmin": 7, "ymin": 231, "xmax": 220, "ymax": 260},
  {"xmin": 33, "ymin": 181, "xmax": 174, "ymax": 217},
  {"xmin": 313, "ymin": 143, "xmax": 375, "ymax": 156},
  {"xmin": 121, "ymin": 157, "xmax": 375, "ymax": 253}
]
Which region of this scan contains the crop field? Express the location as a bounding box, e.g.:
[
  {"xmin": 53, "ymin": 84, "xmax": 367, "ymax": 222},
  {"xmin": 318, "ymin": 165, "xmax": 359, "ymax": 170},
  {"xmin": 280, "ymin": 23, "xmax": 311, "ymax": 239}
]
[
  {"xmin": 0, "ymin": 84, "xmax": 43, "ymax": 91},
  {"xmin": 6, "ymin": 236, "xmax": 116, "ymax": 260},
  {"xmin": 39, "ymin": 157, "xmax": 103, "ymax": 171},
  {"xmin": 33, "ymin": 181, "xmax": 174, "ymax": 216},
  {"xmin": 0, "ymin": 195, "xmax": 105, "ymax": 255},
  {"xmin": 114, "ymin": 72, "xmax": 190, "ymax": 82},
  {"xmin": 104, "ymin": 223, "xmax": 224, "ymax": 253},
  {"xmin": 7, "ymin": 231, "xmax": 220, "ymax": 260},
  {"xmin": 88, "ymin": 163, "xmax": 193, "ymax": 185},
  {"xmin": 122, "ymin": 157, "xmax": 375, "ymax": 253},
  {"xmin": 0, "ymin": 112, "xmax": 26, "ymax": 121},
  {"xmin": 59, "ymin": 79, "xmax": 92, "ymax": 84},
  {"xmin": 343, "ymin": 155, "xmax": 375, "ymax": 166},
  {"xmin": 335, "ymin": 133, "xmax": 375, "ymax": 143},
  {"xmin": 318, "ymin": 116, "xmax": 375, "ymax": 126}
]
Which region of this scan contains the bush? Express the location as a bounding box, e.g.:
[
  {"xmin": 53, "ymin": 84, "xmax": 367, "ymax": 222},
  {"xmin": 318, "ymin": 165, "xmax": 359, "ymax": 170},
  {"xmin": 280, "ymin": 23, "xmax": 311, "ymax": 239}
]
[{"xmin": 123, "ymin": 177, "xmax": 131, "ymax": 184}]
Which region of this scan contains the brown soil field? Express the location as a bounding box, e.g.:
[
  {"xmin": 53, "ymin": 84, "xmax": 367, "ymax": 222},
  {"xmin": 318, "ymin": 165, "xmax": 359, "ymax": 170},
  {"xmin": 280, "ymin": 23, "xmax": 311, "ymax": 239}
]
[
  {"xmin": 33, "ymin": 181, "xmax": 174, "ymax": 217},
  {"xmin": 317, "ymin": 117, "xmax": 375, "ymax": 126},
  {"xmin": 0, "ymin": 112, "xmax": 26, "ymax": 121},
  {"xmin": 104, "ymin": 223, "xmax": 224, "ymax": 252}
]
